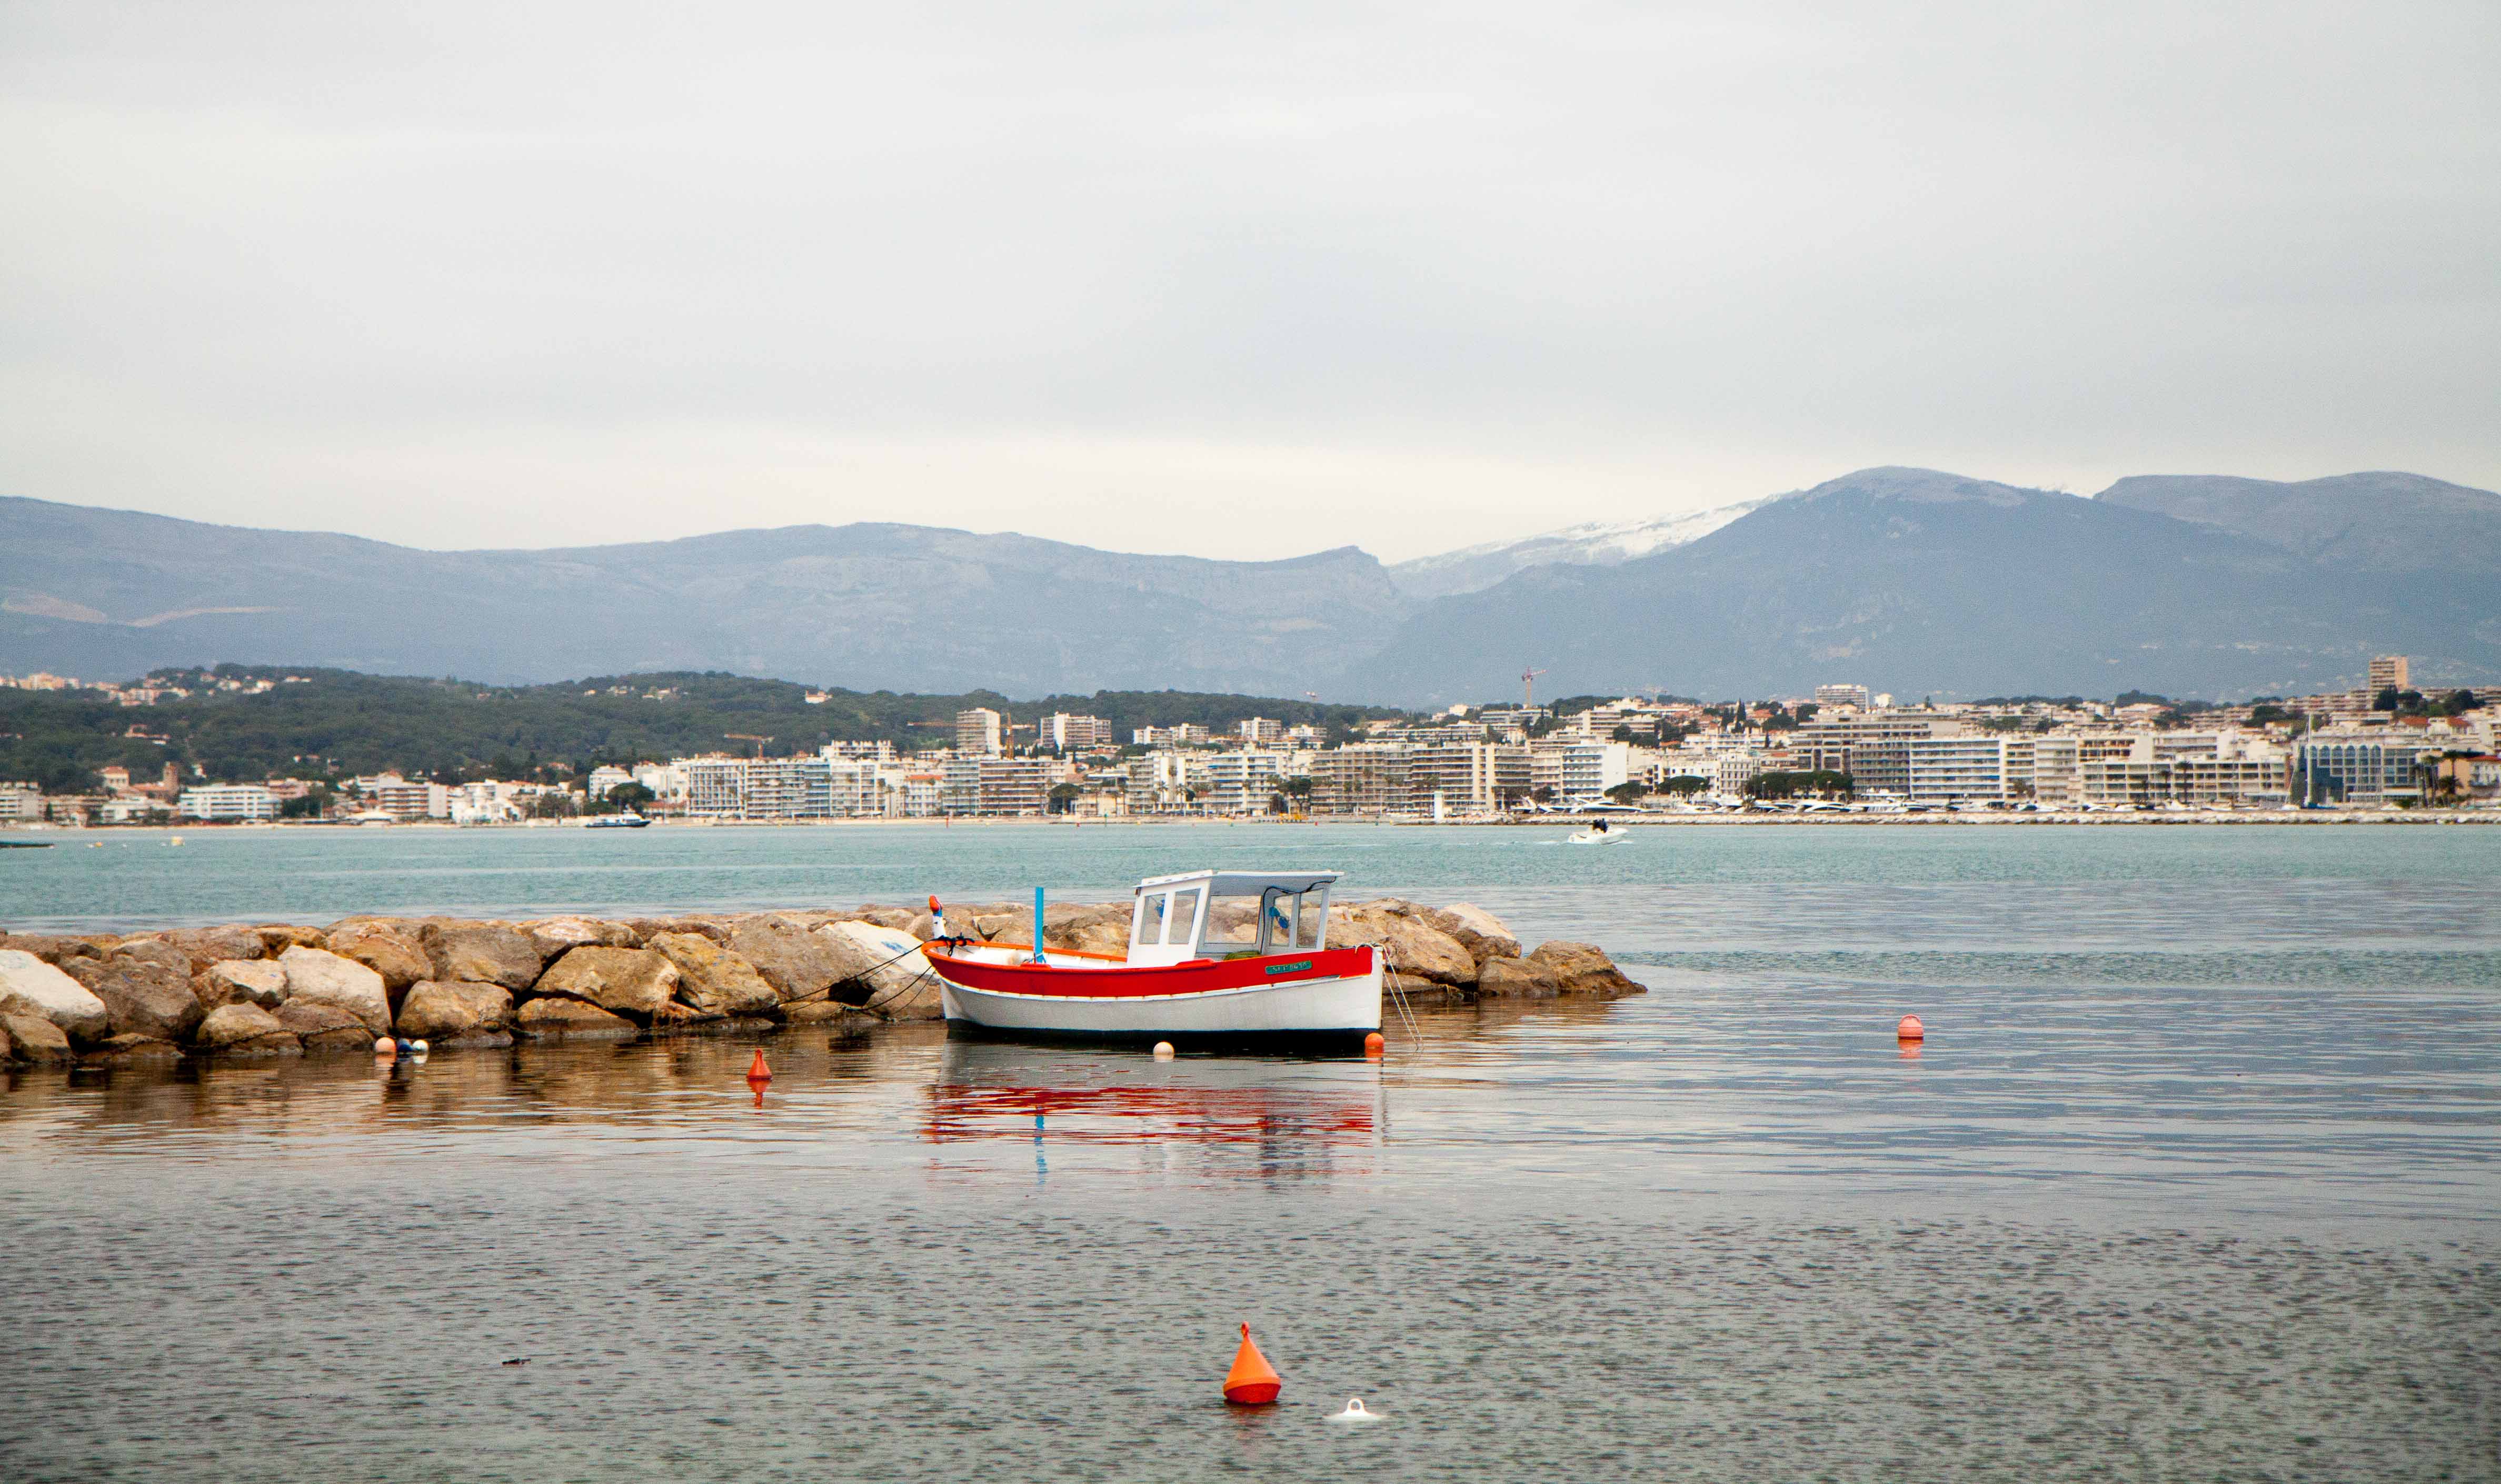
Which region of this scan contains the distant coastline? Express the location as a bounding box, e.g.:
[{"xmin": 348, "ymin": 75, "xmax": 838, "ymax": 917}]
[{"xmin": 8, "ymin": 809, "xmax": 2496, "ymax": 836}]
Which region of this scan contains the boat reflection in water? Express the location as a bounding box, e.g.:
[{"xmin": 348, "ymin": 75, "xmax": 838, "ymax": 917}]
[{"xmin": 922, "ymin": 1041, "xmax": 1383, "ymax": 1181}]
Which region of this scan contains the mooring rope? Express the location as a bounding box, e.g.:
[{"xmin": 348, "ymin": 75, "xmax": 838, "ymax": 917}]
[{"xmin": 1379, "ymin": 948, "xmax": 1423, "ymax": 1041}]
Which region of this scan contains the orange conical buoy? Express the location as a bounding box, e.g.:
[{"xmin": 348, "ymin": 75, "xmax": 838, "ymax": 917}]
[
  {"xmin": 746, "ymin": 1050, "xmax": 772, "ymax": 1082},
  {"xmin": 1897, "ymin": 1014, "xmax": 1925, "ymax": 1042},
  {"xmin": 1222, "ymin": 1322, "xmax": 1281, "ymax": 1406}
]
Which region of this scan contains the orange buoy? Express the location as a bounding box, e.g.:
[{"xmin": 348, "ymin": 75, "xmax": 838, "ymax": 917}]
[
  {"xmin": 1222, "ymin": 1322, "xmax": 1281, "ymax": 1406},
  {"xmin": 1897, "ymin": 1014, "xmax": 1925, "ymax": 1041},
  {"xmin": 746, "ymin": 1050, "xmax": 773, "ymax": 1082},
  {"xmin": 1364, "ymin": 1031, "xmax": 1385, "ymax": 1058}
]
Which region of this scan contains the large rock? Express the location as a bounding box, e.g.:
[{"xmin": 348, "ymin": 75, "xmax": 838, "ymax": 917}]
[
  {"xmin": 627, "ymin": 916, "xmax": 730, "ymax": 944},
  {"xmin": 1, "ymin": 1011, "xmax": 73, "ymax": 1064},
  {"xmin": 422, "ymin": 923, "xmax": 546, "ymax": 991},
  {"xmin": 533, "ymin": 946, "xmax": 680, "ymax": 1021},
  {"xmin": 1527, "ymin": 941, "xmax": 1647, "ymax": 998},
  {"xmin": 1475, "ymin": 956, "xmax": 1560, "ymax": 998},
  {"xmin": 647, "ymin": 933, "xmax": 782, "ymax": 1018},
  {"xmin": 82, "ymin": 1032, "xmax": 185, "ymax": 1064},
  {"xmin": 783, "ymin": 1000, "xmax": 879, "ymax": 1033},
  {"xmin": 729, "ymin": 916, "xmax": 857, "ymax": 1002},
  {"xmin": 63, "ymin": 942, "xmax": 205, "ymax": 1043},
  {"xmin": 157, "ymin": 927, "xmax": 267, "ymax": 976},
  {"xmin": 396, "ymin": 980, "xmax": 515, "ymax": 1040},
  {"xmin": 194, "ymin": 1002, "xmax": 303, "ymax": 1056},
  {"xmin": 1422, "ymin": 903, "xmax": 1522, "ymax": 965},
  {"xmin": 1329, "ymin": 903, "xmax": 1478, "ymax": 989},
  {"xmin": 326, "ymin": 925, "xmax": 432, "ymax": 1006},
  {"xmin": 515, "ymin": 996, "xmax": 637, "ymax": 1039},
  {"xmin": 277, "ymin": 945, "xmax": 393, "ymax": 1035},
  {"xmin": 251, "ymin": 924, "xmax": 327, "ymax": 954},
  {"xmin": 0, "ymin": 948, "xmax": 115, "ymax": 1043},
  {"xmin": 197, "ymin": 958, "xmax": 290, "ymax": 1009},
  {"xmin": 849, "ymin": 905, "xmax": 920, "ymax": 932},
  {"xmin": 820, "ymin": 920, "xmax": 940, "ymax": 1019},
  {"xmin": 0, "ymin": 934, "xmax": 107, "ymax": 967},
  {"xmin": 519, "ymin": 916, "xmax": 640, "ymax": 959},
  {"xmin": 275, "ymin": 999, "xmax": 376, "ymax": 1051}
]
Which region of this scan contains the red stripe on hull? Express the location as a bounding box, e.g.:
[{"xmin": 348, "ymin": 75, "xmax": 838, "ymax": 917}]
[{"xmin": 928, "ymin": 944, "xmax": 1374, "ymax": 999}]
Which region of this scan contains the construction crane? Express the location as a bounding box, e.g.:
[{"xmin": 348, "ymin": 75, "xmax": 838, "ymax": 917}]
[
  {"xmin": 1521, "ymin": 667, "xmax": 1547, "ymax": 710},
  {"xmin": 724, "ymin": 734, "xmax": 773, "ymax": 757}
]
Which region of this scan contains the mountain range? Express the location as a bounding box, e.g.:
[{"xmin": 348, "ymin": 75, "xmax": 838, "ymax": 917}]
[{"xmin": 5, "ymin": 468, "xmax": 2496, "ymax": 703}]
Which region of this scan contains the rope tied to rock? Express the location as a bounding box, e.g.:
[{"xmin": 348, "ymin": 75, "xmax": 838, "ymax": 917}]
[{"xmin": 826, "ymin": 936, "xmax": 950, "ymax": 1020}]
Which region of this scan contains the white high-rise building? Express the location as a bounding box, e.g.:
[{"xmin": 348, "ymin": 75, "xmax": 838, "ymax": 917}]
[
  {"xmin": 954, "ymin": 708, "xmax": 1007, "ymax": 757},
  {"xmin": 1908, "ymin": 737, "xmax": 2007, "ymax": 803},
  {"xmin": 178, "ymin": 783, "xmax": 279, "ymax": 821}
]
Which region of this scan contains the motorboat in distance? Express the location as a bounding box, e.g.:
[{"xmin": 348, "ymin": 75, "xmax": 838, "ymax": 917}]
[
  {"xmin": 923, "ymin": 870, "xmax": 1380, "ymax": 1052},
  {"xmin": 584, "ymin": 812, "xmax": 651, "ymax": 829},
  {"xmin": 1567, "ymin": 819, "xmax": 1629, "ymax": 844}
]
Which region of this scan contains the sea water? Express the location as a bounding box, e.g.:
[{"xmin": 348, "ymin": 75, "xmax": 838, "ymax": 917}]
[{"xmin": 2, "ymin": 824, "xmax": 2496, "ymax": 1480}]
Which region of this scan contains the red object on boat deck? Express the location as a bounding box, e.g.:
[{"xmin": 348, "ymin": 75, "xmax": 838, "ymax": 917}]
[
  {"xmin": 746, "ymin": 1050, "xmax": 772, "ymax": 1082},
  {"xmin": 1223, "ymin": 1323, "xmax": 1281, "ymax": 1405}
]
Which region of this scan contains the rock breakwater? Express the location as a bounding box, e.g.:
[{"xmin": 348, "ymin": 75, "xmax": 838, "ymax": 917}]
[{"xmin": 0, "ymin": 899, "xmax": 1641, "ymax": 1064}]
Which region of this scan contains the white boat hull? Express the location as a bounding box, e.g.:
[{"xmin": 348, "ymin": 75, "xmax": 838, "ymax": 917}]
[{"xmin": 940, "ymin": 962, "xmax": 1381, "ymax": 1047}]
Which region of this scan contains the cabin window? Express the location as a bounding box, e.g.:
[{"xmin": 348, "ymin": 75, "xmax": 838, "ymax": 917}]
[
  {"xmin": 1134, "ymin": 892, "xmax": 1168, "ymax": 947},
  {"xmin": 1202, "ymin": 896, "xmax": 1261, "ymax": 952},
  {"xmin": 1293, "ymin": 888, "xmax": 1329, "ymax": 949},
  {"xmin": 1162, "ymin": 888, "xmax": 1203, "ymax": 946}
]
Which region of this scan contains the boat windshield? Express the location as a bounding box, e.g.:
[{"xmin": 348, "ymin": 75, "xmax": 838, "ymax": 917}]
[{"xmin": 1199, "ymin": 885, "xmax": 1328, "ymax": 956}]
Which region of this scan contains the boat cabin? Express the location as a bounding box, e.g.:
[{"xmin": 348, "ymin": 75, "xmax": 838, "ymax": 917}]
[{"xmin": 1128, "ymin": 869, "xmax": 1337, "ymax": 968}]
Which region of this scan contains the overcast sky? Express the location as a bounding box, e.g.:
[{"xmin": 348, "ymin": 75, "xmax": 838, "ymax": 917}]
[{"xmin": 3, "ymin": 2, "xmax": 2495, "ymax": 562}]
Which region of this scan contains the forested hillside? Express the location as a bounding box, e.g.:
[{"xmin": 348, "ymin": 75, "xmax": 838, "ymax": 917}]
[{"xmin": 0, "ymin": 666, "xmax": 1397, "ymax": 793}]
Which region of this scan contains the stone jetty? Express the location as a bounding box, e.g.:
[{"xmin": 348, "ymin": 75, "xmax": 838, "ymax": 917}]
[{"xmin": 0, "ymin": 899, "xmax": 1642, "ymax": 1065}]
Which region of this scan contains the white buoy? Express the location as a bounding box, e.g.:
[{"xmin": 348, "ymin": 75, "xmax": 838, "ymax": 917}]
[
  {"xmin": 1152, "ymin": 1041, "xmax": 1175, "ymax": 1059},
  {"xmin": 410, "ymin": 1039, "xmax": 429, "ymax": 1055},
  {"xmin": 1328, "ymin": 1398, "xmax": 1377, "ymax": 1422}
]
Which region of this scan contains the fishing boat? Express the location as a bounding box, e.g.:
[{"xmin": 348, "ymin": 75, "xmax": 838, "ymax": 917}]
[{"xmin": 923, "ymin": 870, "xmax": 1380, "ymax": 1052}]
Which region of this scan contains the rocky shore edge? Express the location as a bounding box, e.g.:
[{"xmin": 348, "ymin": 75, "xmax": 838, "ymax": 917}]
[{"xmin": 0, "ymin": 900, "xmax": 1643, "ymax": 1066}]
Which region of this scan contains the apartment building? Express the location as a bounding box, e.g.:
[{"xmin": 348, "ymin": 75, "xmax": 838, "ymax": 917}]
[
  {"xmin": 2369, "ymin": 655, "xmax": 2409, "ymax": 694},
  {"xmin": 360, "ymin": 774, "xmax": 444, "ymax": 819},
  {"xmin": 2294, "ymin": 732, "xmax": 2422, "ymax": 805},
  {"xmin": 1309, "ymin": 742, "xmax": 1413, "ymax": 816},
  {"xmin": 1237, "ymin": 717, "xmax": 1283, "ymax": 745},
  {"xmin": 684, "ymin": 756, "xmax": 834, "ymax": 820},
  {"xmin": 178, "ymin": 783, "xmax": 279, "ymax": 821},
  {"xmin": 1547, "ymin": 740, "xmax": 1632, "ymax": 805},
  {"xmin": 1712, "ymin": 750, "xmax": 1764, "ymax": 801},
  {"xmin": 1200, "ymin": 749, "xmax": 1286, "ymax": 815},
  {"xmin": 1124, "ymin": 749, "xmax": 1202, "ymax": 814},
  {"xmin": 1814, "ymin": 683, "xmax": 1872, "ymax": 709},
  {"xmin": 1, "ymin": 781, "xmax": 47, "ymax": 822},
  {"xmin": 954, "ymin": 708, "xmax": 1007, "ymax": 757},
  {"xmin": 1792, "ymin": 713, "xmax": 1965, "ymax": 796},
  {"xmin": 974, "ymin": 757, "xmax": 1050, "ymax": 816},
  {"xmin": 1409, "ymin": 739, "xmax": 1529, "ymax": 815},
  {"xmin": 1908, "ymin": 736, "xmax": 2008, "ymax": 803},
  {"xmin": 2073, "ymin": 733, "xmax": 2290, "ymax": 806},
  {"xmin": 1039, "ymin": 713, "xmax": 1112, "ymax": 750}
]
